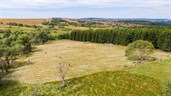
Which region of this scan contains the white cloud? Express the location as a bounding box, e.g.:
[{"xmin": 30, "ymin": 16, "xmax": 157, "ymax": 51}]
[
  {"xmin": 0, "ymin": 0, "xmax": 170, "ymax": 9},
  {"xmin": 1, "ymin": 0, "xmax": 170, "ymax": 18}
]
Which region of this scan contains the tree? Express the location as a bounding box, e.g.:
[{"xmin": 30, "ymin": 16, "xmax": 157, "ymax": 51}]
[
  {"xmin": 125, "ymin": 40, "xmax": 155, "ymax": 64},
  {"xmin": 2, "ymin": 30, "xmax": 11, "ymax": 38},
  {"xmin": 70, "ymin": 27, "xmax": 171, "ymax": 52},
  {"xmin": 0, "ymin": 59, "xmax": 5, "ymax": 75},
  {"xmin": 16, "ymin": 34, "xmax": 32, "ymax": 52},
  {"xmin": 0, "ymin": 45, "xmax": 20, "ymax": 72},
  {"xmin": 57, "ymin": 57, "xmax": 70, "ymax": 89},
  {"xmin": 31, "ymin": 29, "xmax": 49, "ymax": 45}
]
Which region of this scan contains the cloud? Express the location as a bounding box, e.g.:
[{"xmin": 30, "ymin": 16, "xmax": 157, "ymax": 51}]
[
  {"xmin": 1, "ymin": 0, "xmax": 170, "ymax": 18},
  {"xmin": 1, "ymin": 0, "xmax": 170, "ymax": 9}
]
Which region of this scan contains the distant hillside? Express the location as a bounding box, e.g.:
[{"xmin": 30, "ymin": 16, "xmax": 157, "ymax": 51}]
[{"xmin": 78, "ymin": 18, "xmax": 171, "ymax": 26}]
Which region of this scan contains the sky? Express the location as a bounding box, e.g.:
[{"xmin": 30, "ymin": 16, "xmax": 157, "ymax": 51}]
[{"xmin": 0, "ymin": 0, "xmax": 171, "ymax": 19}]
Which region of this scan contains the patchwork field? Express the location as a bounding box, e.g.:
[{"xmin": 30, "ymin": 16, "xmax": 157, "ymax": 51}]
[{"xmin": 4, "ymin": 40, "xmax": 171, "ymax": 84}]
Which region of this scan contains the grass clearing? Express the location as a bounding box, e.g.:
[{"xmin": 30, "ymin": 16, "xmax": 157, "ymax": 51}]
[{"xmin": 4, "ymin": 40, "xmax": 170, "ymax": 84}]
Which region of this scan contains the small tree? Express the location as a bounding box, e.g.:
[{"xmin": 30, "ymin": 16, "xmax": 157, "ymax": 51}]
[
  {"xmin": 57, "ymin": 57, "xmax": 70, "ymax": 89},
  {"xmin": 125, "ymin": 40, "xmax": 155, "ymax": 64},
  {"xmin": 0, "ymin": 45, "xmax": 21, "ymax": 72},
  {"xmin": 16, "ymin": 34, "xmax": 32, "ymax": 52}
]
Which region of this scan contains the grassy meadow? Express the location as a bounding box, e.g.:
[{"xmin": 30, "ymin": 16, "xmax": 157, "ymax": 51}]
[{"xmin": 3, "ymin": 40, "xmax": 170, "ymax": 84}]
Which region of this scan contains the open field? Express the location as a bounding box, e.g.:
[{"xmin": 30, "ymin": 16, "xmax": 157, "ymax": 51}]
[
  {"xmin": 4, "ymin": 40, "xmax": 171, "ymax": 84},
  {"xmin": 0, "ymin": 18, "xmax": 50, "ymax": 25},
  {"xmin": 0, "ymin": 18, "xmax": 50, "ymax": 31}
]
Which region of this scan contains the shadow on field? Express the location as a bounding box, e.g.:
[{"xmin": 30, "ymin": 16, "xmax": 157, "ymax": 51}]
[
  {"xmin": 0, "ymin": 80, "xmax": 26, "ymax": 96},
  {"xmin": 14, "ymin": 48, "xmax": 42, "ymax": 68},
  {"xmin": 15, "ymin": 61, "xmax": 34, "ymax": 68}
]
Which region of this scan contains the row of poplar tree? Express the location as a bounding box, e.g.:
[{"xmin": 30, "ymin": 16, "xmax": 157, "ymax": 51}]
[{"xmin": 70, "ymin": 27, "xmax": 171, "ymax": 52}]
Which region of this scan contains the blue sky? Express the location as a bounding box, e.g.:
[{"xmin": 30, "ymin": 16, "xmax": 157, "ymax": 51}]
[{"xmin": 0, "ymin": 0, "xmax": 171, "ymax": 18}]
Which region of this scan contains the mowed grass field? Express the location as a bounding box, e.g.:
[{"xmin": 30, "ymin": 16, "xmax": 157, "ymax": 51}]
[{"xmin": 4, "ymin": 40, "xmax": 171, "ymax": 84}]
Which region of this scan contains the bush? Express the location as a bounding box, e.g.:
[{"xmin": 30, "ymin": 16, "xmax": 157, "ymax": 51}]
[{"xmin": 125, "ymin": 40, "xmax": 154, "ymax": 61}]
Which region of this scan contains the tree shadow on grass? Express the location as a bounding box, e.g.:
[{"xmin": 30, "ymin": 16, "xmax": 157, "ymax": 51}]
[
  {"xmin": 14, "ymin": 61, "xmax": 34, "ymax": 68},
  {"xmin": 0, "ymin": 80, "xmax": 27, "ymax": 96}
]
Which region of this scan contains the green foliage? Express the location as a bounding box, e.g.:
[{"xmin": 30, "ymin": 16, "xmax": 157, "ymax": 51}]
[
  {"xmin": 0, "ymin": 29, "xmax": 54, "ymax": 74},
  {"xmin": 16, "ymin": 34, "xmax": 32, "ymax": 52},
  {"xmin": 32, "ymin": 29, "xmax": 49, "ymax": 44},
  {"xmin": 70, "ymin": 27, "xmax": 171, "ymax": 52},
  {"xmin": 0, "ymin": 31, "xmax": 33, "ymax": 72},
  {"xmin": 0, "ymin": 45, "xmax": 21, "ymax": 72},
  {"xmin": 42, "ymin": 20, "xmax": 50, "ymax": 25},
  {"xmin": 125, "ymin": 40, "xmax": 154, "ymax": 60},
  {"xmin": 158, "ymin": 31, "xmax": 171, "ymax": 52},
  {"xmin": 58, "ymin": 33, "xmax": 70, "ymax": 39},
  {"xmin": 7, "ymin": 22, "xmax": 23, "ymax": 27},
  {"xmin": 51, "ymin": 18, "xmax": 65, "ymax": 25},
  {"xmin": 2, "ymin": 30, "xmax": 11, "ymax": 38},
  {"xmin": 42, "ymin": 18, "xmax": 66, "ymax": 26}
]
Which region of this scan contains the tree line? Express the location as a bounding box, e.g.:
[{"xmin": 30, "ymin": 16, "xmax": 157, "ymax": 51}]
[
  {"xmin": 70, "ymin": 27, "xmax": 171, "ymax": 52},
  {"xmin": 7, "ymin": 22, "xmax": 41, "ymax": 28},
  {"xmin": 42, "ymin": 18, "xmax": 66, "ymax": 26}
]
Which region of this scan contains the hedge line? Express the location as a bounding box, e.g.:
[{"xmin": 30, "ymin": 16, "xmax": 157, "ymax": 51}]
[{"xmin": 70, "ymin": 27, "xmax": 171, "ymax": 52}]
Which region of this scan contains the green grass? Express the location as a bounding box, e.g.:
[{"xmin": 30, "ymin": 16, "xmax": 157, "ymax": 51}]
[
  {"xmin": 0, "ymin": 71, "xmax": 162, "ymax": 96},
  {"xmin": 126, "ymin": 59, "xmax": 171, "ymax": 96},
  {"xmin": 127, "ymin": 59, "xmax": 171, "ymax": 83}
]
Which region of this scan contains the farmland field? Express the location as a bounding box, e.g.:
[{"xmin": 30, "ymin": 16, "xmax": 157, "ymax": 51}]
[
  {"xmin": 4, "ymin": 40, "xmax": 171, "ymax": 84},
  {"xmin": 0, "ymin": 18, "xmax": 49, "ymax": 25}
]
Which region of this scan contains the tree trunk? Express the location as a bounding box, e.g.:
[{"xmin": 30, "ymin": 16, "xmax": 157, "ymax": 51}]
[{"xmin": 5, "ymin": 57, "xmax": 10, "ymax": 68}]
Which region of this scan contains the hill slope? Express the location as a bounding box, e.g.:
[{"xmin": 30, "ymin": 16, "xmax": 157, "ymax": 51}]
[{"xmin": 0, "ymin": 71, "xmax": 162, "ymax": 96}]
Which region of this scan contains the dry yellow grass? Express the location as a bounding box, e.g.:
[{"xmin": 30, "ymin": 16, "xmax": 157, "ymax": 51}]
[
  {"xmin": 4, "ymin": 40, "xmax": 171, "ymax": 84},
  {"xmin": 0, "ymin": 18, "xmax": 50, "ymax": 25},
  {"xmin": 65, "ymin": 25, "xmax": 89, "ymax": 30}
]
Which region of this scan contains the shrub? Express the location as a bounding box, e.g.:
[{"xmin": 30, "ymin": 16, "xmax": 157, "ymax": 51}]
[{"xmin": 125, "ymin": 40, "xmax": 155, "ymax": 61}]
